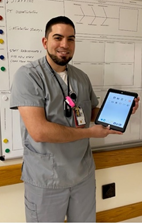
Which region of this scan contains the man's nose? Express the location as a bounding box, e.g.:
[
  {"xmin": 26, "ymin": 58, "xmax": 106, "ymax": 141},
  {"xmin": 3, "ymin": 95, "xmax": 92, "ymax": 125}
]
[{"xmin": 60, "ymin": 39, "xmax": 69, "ymax": 48}]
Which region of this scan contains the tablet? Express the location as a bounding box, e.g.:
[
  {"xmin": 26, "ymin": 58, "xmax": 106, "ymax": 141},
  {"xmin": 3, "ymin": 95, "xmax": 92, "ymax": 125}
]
[{"xmin": 95, "ymin": 88, "xmax": 138, "ymax": 132}]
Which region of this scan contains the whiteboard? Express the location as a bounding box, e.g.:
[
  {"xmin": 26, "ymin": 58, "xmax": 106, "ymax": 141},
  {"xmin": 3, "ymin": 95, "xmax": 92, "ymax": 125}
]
[
  {"xmin": 0, "ymin": 93, "xmax": 23, "ymax": 159},
  {"xmin": 0, "ymin": 0, "xmax": 142, "ymax": 159}
]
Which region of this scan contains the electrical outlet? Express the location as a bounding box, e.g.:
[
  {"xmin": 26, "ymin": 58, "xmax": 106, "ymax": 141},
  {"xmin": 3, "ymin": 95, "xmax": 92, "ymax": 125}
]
[{"xmin": 102, "ymin": 183, "xmax": 115, "ymax": 199}]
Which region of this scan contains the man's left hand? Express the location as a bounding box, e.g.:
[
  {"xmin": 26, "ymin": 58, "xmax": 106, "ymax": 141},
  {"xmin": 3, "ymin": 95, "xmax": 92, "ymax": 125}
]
[{"xmin": 132, "ymin": 97, "xmax": 140, "ymax": 114}]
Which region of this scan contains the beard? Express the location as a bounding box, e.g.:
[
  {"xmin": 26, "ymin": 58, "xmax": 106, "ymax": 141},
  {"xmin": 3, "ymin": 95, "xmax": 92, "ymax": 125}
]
[{"xmin": 47, "ymin": 50, "xmax": 72, "ymax": 66}]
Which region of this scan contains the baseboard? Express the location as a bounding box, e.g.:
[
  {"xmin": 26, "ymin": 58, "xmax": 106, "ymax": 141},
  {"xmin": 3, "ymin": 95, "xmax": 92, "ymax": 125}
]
[
  {"xmin": 96, "ymin": 201, "xmax": 142, "ymax": 222},
  {"xmin": 0, "ymin": 163, "xmax": 22, "ymax": 186},
  {"xmin": 93, "ymin": 146, "xmax": 142, "ymax": 170},
  {"xmin": 1, "ymin": 146, "xmax": 142, "ymax": 187}
]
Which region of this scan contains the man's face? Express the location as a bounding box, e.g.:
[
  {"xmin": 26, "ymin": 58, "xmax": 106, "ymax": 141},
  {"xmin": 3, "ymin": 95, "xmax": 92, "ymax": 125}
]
[{"xmin": 42, "ymin": 23, "xmax": 75, "ymax": 66}]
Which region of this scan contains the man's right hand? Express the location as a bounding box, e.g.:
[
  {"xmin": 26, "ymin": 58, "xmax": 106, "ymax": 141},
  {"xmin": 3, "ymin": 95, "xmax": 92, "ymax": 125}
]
[{"xmin": 89, "ymin": 124, "xmax": 123, "ymax": 138}]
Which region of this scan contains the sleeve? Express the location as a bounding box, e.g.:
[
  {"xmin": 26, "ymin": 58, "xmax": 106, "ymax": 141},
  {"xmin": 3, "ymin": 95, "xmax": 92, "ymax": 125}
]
[
  {"xmin": 90, "ymin": 86, "xmax": 99, "ymax": 109},
  {"xmin": 87, "ymin": 75, "xmax": 99, "ymax": 109},
  {"xmin": 10, "ymin": 65, "xmax": 45, "ymax": 110}
]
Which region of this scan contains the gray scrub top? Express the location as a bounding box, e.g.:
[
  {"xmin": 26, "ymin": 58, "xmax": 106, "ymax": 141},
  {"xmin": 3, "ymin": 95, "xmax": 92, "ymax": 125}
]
[{"xmin": 10, "ymin": 56, "xmax": 98, "ymax": 189}]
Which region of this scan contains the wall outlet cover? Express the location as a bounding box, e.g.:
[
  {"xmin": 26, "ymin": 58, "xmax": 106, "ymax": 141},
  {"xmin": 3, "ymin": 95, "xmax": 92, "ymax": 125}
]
[{"xmin": 102, "ymin": 183, "xmax": 115, "ymax": 199}]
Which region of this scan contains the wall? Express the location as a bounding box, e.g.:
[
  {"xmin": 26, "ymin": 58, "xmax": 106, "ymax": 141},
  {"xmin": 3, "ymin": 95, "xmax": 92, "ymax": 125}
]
[
  {"xmin": 0, "ymin": 151, "xmax": 142, "ymax": 222},
  {"xmin": 0, "ymin": 158, "xmax": 25, "ymax": 222},
  {"xmin": 0, "ymin": 183, "xmax": 25, "ymax": 222},
  {"xmin": 96, "ymin": 163, "xmax": 142, "ymax": 212},
  {"xmin": 0, "ymin": 0, "xmax": 142, "ymax": 221},
  {"xmin": 0, "ymin": 163, "xmax": 142, "ymax": 222}
]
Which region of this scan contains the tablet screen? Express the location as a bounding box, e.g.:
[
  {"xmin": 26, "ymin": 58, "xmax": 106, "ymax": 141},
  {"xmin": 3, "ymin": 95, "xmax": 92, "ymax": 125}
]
[{"xmin": 95, "ymin": 89, "xmax": 138, "ymax": 132}]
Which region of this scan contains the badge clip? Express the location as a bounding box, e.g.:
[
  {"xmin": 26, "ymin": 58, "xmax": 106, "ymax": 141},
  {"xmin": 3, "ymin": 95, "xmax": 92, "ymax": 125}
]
[{"xmin": 65, "ymin": 96, "xmax": 75, "ymax": 108}]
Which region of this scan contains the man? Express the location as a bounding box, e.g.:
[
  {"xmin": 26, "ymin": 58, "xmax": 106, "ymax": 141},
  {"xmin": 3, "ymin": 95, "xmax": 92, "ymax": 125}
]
[{"xmin": 10, "ymin": 16, "xmax": 139, "ymax": 222}]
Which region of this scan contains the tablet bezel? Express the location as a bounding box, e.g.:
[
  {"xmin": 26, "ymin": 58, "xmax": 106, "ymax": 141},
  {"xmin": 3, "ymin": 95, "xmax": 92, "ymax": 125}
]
[{"xmin": 95, "ymin": 88, "xmax": 138, "ymax": 132}]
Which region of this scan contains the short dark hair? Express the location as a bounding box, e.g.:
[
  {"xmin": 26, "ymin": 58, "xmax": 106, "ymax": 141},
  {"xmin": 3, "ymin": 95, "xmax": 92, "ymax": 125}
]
[{"xmin": 45, "ymin": 16, "xmax": 75, "ymax": 37}]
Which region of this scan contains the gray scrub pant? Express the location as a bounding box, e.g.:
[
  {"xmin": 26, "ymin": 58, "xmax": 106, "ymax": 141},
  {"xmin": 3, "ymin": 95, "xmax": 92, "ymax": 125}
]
[{"xmin": 24, "ymin": 172, "xmax": 96, "ymax": 222}]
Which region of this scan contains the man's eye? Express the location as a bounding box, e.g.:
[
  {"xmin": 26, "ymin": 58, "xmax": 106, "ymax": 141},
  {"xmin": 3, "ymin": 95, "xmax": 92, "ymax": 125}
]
[
  {"xmin": 54, "ymin": 37, "xmax": 61, "ymax": 40},
  {"xmin": 68, "ymin": 38, "xmax": 75, "ymax": 42}
]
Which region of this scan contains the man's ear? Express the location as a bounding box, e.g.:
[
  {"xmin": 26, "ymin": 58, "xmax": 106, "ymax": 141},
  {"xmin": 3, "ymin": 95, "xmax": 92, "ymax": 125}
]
[{"xmin": 42, "ymin": 37, "xmax": 48, "ymax": 49}]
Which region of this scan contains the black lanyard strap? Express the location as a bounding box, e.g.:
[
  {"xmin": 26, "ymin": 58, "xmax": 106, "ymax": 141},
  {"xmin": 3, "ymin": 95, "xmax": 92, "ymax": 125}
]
[{"xmin": 46, "ymin": 57, "xmax": 70, "ymax": 99}]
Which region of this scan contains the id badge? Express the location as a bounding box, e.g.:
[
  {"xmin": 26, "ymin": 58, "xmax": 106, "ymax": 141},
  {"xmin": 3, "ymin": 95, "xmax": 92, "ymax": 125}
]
[{"xmin": 73, "ymin": 106, "xmax": 86, "ymax": 127}]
